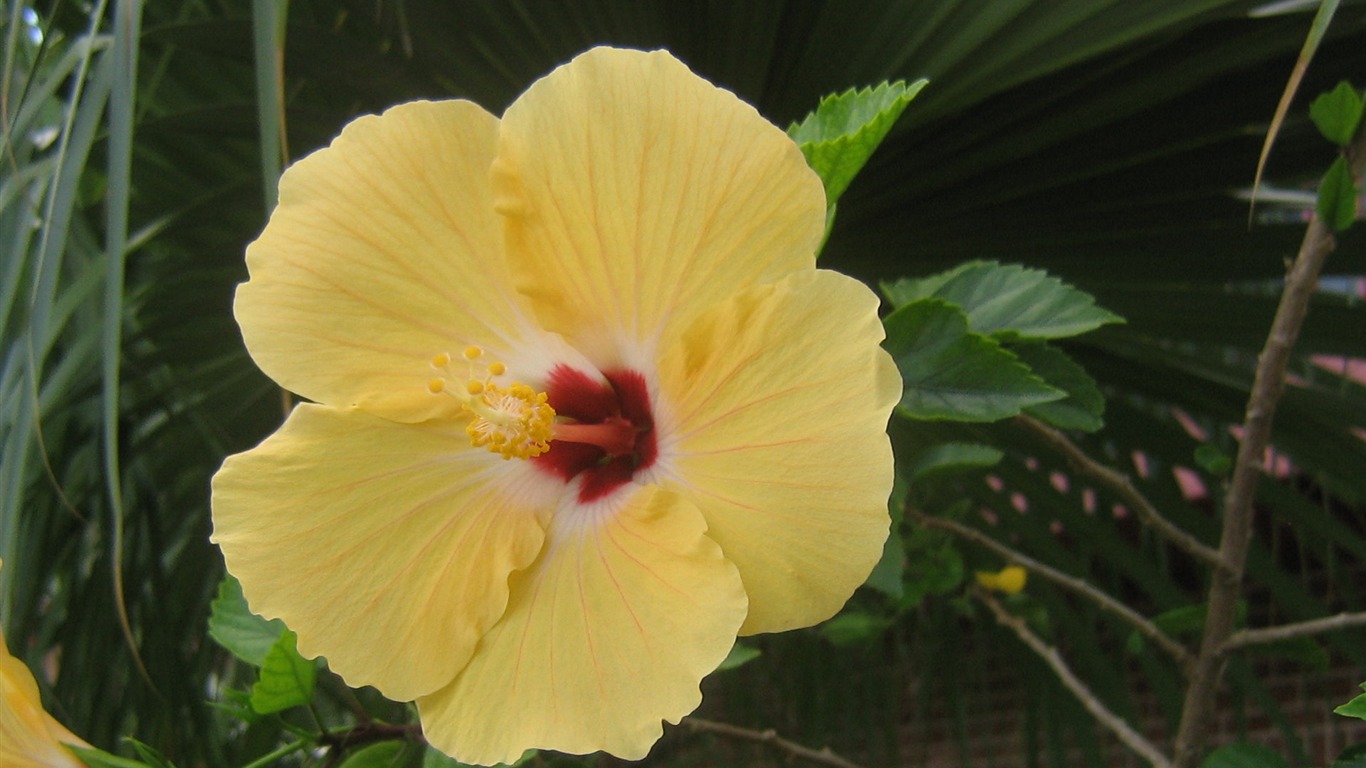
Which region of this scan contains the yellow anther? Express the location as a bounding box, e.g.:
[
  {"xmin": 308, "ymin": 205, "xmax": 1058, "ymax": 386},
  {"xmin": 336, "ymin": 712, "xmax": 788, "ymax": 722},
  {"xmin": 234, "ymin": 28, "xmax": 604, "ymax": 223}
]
[{"xmin": 424, "ymin": 348, "xmax": 555, "ymax": 460}]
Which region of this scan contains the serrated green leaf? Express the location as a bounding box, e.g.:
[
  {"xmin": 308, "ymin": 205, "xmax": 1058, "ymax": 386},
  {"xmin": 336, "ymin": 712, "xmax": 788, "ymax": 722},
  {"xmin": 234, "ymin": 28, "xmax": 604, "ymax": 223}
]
[
  {"xmin": 1336, "ymin": 690, "xmax": 1366, "ymax": 721},
  {"xmin": 249, "ymin": 630, "xmax": 316, "ymax": 715},
  {"xmin": 1199, "ymin": 742, "xmax": 1291, "ymax": 768},
  {"xmin": 788, "ymin": 79, "xmax": 927, "ymax": 208},
  {"xmin": 1318, "ymin": 156, "xmax": 1358, "ymax": 232},
  {"xmin": 208, "ymin": 574, "xmax": 287, "ymax": 666},
  {"xmin": 884, "ymin": 298, "xmax": 1064, "ymax": 421},
  {"xmin": 1015, "ymin": 342, "xmax": 1105, "ymax": 432},
  {"xmin": 880, "ymin": 270, "xmax": 956, "ymax": 307},
  {"xmin": 885, "ymin": 261, "xmax": 1123, "ymax": 341},
  {"xmin": 715, "ymin": 641, "xmax": 762, "ymax": 671},
  {"xmin": 908, "ymin": 443, "xmax": 1005, "ymax": 484},
  {"xmin": 1309, "ymin": 81, "xmax": 1365, "ymax": 146}
]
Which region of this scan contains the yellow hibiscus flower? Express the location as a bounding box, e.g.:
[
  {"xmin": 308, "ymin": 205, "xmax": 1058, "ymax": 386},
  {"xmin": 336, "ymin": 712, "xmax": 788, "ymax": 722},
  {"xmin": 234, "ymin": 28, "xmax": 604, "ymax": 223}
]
[
  {"xmin": 211, "ymin": 46, "xmax": 899, "ymax": 764},
  {"xmin": 1, "ymin": 575, "xmax": 90, "ymax": 768}
]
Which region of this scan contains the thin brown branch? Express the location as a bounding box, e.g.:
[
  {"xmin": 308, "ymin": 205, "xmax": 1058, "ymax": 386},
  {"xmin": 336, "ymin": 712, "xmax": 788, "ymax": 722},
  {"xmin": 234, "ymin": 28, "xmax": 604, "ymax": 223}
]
[
  {"xmin": 1223, "ymin": 611, "xmax": 1366, "ymax": 653},
  {"xmin": 1170, "ymin": 115, "xmax": 1366, "ymax": 768},
  {"xmin": 976, "ymin": 588, "xmax": 1172, "ymax": 768},
  {"xmin": 683, "ymin": 717, "xmax": 869, "ymax": 768},
  {"xmin": 320, "ymin": 721, "xmax": 421, "ymax": 749},
  {"xmin": 911, "ymin": 510, "xmax": 1194, "ymax": 671},
  {"xmin": 1013, "ymin": 415, "xmax": 1223, "ymax": 571}
]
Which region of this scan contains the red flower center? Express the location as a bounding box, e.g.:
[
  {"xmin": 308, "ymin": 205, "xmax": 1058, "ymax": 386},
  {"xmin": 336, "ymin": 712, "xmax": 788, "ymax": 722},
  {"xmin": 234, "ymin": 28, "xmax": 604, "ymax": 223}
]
[{"xmin": 532, "ymin": 365, "xmax": 658, "ymax": 503}]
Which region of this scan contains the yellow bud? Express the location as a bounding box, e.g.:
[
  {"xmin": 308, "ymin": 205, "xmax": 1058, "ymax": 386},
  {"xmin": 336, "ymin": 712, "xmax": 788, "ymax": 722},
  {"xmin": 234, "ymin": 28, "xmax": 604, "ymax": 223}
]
[{"xmin": 976, "ymin": 565, "xmax": 1027, "ymax": 594}]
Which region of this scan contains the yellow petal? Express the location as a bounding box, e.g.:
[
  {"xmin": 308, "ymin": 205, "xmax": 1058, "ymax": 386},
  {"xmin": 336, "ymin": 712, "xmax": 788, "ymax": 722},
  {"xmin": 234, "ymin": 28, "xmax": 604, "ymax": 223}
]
[
  {"xmin": 657, "ymin": 269, "xmax": 900, "ymax": 634},
  {"xmin": 211, "ymin": 404, "xmax": 560, "ymax": 701},
  {"xmin": 237, "ymin": 100, "xmax": 547, "ymax": 422},
  {"xmin": 1, "ymin": 630, "xmax": 88, "ymax": 768},
  {"xmin": 493, "ymin": 47, "xmax": 826, "ymax": 361},
  {"xmin": 417, "ymin": 485, "xmax": 746, "ymax": 765}
]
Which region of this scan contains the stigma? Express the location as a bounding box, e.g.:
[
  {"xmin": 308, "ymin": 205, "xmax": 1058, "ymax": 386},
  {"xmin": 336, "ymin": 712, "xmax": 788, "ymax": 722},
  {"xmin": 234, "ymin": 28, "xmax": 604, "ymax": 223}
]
[{"xmin": 428, "ymin": 347, "xmax": 556, "ymax": 460}]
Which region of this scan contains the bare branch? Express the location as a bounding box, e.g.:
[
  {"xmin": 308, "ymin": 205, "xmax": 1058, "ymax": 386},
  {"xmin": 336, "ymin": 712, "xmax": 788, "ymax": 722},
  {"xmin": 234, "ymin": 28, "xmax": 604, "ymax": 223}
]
[
  {"xmin": 1013, "ymin": 415, "xmax": 1223, "ymax": 571},
  {"xmin": 1223, "ymin": 611, "xmax": 1366, "ymax": 653},
  {"xmin": 912, "ymin": 510, "xmax": 1193, "ymax": 671},
  {"xmin": 683, "ymin": 717, "xmax": 870, "ymax": 768},
  {"xmin": 1170, "ymin": 113, "xmax": 1366, "ymax": 768},
  {"xmin": 976, "ymin": 588, "xmax": 1172, "ymax": 768}
]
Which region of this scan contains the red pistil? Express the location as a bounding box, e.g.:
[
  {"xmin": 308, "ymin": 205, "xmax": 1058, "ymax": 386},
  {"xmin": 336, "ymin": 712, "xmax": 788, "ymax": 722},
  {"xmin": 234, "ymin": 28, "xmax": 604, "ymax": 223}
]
[{"xmin": 532, "ymin": 365, "xmax": 658, "ymax": 502}]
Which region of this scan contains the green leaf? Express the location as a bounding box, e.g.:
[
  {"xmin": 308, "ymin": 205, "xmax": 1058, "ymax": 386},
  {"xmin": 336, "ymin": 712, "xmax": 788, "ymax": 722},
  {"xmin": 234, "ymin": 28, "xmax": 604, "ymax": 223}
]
[
  {"xmin": 817, "ymin": 611, "xmax": 894, "ymax": 647},
  {"xmin": 902, "ymin": 527, "xmax": 966, "ymax": 608},
  {"xmin": 1194, "ymin": 443, "xmax": 1233, "ymax": 476},
  {"xmin": 338, "ymin": 743, "xmax": 408, "ymax": 768},
  {"xmin": 788, "ymin": 79, "xmax": 927, "ymax": 208},
  {"xmin": 1259, "ymin": 635, "xmax": 1328, "ymax": 669},
  {"xmin": 883, "ymin": 261, "xmax": 1124, "ymax": 341},
  {"xmin": 1128, "ymin": 602, "xmax": 1249, "ymax": 653},
  {"xmin": 1336, "ymin": 687, "xmax": 1366, "ymax": 721},
  {"xmin": 124, "ymin": 740, "xmax": 176, "ymax": 768},
  {"xmin": 1199, "ymin": 742, "xmax": 1290, "ymax": 768},
  {"xmin": 715, "ymin": 642, "xmax": 762, "ymax": 671},
  {"xmin": 208, "ymin": 574, "xmax": 288, "ymax": 666},
  {"xmin": 908, "ymin": 443, "xmax": 1005, "ymax": 484},
  {"xmin": 207, "ymin": 687, "xmax": 261, "ymax": 724},
  {"xmin": 1318, "ymin": 156, "xmax": 1358, "ymax": 232},
  {"xmin": 880, "ymin": 270, "xmax": 956, "ymax": 307},
  {"xmin": 249, "ymin": 630, "xmax": 317, "ymax": 715},
  {"xmin": 1014, "ymin": 342, "xmax": 1105, "ymax": 432},
  {"xmin": 1309, "ymin": 81, "xmax": 1365, "ymax": 146},
  {"xmin": 865, "ymin": 471, "xmax": 910, "ymax": 599},
  {"xmin": 1334, "ymin": 743, "xmax": 1366, "ymax": 768},
  {"xmin": 68, "ymin": 745, "xmax": 156, "ymax": 768},
  {"xmin": 884, "ymin": 299, "xmax": 1064, "ymax": 422}
]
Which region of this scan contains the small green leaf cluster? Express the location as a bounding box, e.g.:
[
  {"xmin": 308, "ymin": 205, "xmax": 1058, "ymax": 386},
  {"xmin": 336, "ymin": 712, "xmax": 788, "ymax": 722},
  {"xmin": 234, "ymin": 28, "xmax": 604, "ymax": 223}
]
[
  {"xmin": 189, "ymin": 574, "xmax": 549, "ymax": 768},
  {"xmin": 1339, "ymin": 681, "xmax": 1366, "ymax": 721},
  {"xmin": 789, "ymin": 79, "xmax": 928, "ymax": 210},
  {"xmin": 788, "ymin": 79, "xmax": 928, "ymax": 250},
  {"xmin": 1195, "ymin": 680, "xmax": 1366, "ymax": 767},
  {"xmin": 1310, "ymin": 81, "xmax": 1364, "ymax": 232},
  {"xmin": 832, "ymin": 261, "xmax": 1121, "ymax": 644},
  {"xmin": 883, "ymin": 260, "xmax": 1121, "ymax": 428}
]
